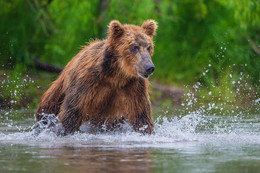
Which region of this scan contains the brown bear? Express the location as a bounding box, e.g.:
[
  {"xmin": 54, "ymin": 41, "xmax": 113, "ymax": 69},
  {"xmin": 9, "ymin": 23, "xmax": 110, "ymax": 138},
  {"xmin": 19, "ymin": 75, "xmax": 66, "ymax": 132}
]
[{"xmin": 36, "ymin": 20, "xmax": 157, "ymax": 135}]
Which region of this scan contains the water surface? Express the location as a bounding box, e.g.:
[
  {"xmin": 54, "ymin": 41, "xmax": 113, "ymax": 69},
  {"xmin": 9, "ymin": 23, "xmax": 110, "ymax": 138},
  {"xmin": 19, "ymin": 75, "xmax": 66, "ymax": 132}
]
[{"xmin": 0, "ymin": 109, "xmax": 259, "ymax": 173}]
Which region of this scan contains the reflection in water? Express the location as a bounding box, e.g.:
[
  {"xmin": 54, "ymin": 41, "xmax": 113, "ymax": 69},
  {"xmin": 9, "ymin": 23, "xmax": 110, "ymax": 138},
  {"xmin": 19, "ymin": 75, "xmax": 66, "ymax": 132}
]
[
  {"xmin": 2, "ymin": 142, "xmax": 260, "ymax": 173},
  {"xmin": 213, "ymin": 160, "xmax": 260, "ymax": 173},
  {"xmin": 41, "ymin": 146, "xmax": 153, "ymax": 173},
  {"xmin": 0, "ymin": 144, "xmax": 154, "ymax": 173}
]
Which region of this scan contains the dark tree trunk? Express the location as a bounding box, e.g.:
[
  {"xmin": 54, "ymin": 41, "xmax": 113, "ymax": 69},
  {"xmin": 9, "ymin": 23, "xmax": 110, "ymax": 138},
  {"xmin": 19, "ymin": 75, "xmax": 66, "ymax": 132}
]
[{"xmin": 34, "ymin": 58, "xmax": 63, "ymax": 73}]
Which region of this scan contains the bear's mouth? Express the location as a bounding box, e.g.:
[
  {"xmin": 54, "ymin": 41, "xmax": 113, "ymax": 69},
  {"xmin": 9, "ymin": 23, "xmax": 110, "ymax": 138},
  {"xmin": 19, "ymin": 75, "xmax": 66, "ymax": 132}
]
[{"xmin": 138, "ymin": 72, "xmax": 150, "ymax": 79}]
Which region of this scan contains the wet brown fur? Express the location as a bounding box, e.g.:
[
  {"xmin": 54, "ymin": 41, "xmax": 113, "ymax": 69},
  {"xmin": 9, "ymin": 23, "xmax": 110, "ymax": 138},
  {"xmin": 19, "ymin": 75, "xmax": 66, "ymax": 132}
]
[{"xmin": 36, "ymin": 20, "xmax": 158, "ymax": 135}]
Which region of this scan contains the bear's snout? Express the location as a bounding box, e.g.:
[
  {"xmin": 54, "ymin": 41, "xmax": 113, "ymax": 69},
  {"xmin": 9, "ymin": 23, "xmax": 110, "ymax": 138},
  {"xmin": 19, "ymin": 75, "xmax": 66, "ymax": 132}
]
[{"xmin": 145, "ymin": 64, "xmax": 155, "ymax": 75}]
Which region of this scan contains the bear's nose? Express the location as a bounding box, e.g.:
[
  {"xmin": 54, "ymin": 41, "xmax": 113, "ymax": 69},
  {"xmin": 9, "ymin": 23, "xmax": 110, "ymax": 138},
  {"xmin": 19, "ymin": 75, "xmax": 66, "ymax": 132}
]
[{"xmin": 145, "ymin": 65, "xmax": 155, "ymax": 74}]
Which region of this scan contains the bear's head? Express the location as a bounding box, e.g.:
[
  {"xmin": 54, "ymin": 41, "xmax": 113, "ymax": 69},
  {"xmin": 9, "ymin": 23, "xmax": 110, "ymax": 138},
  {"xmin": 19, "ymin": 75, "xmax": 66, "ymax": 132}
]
[{"xmin": 108, "ymin": 20, "xmax": 157, "ymax": 79}]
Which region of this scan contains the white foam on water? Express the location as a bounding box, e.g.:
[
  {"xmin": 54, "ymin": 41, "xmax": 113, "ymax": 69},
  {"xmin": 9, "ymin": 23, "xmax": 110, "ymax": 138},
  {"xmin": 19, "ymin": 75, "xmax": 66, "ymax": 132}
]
[{"xmin": 0, "ymin": 112, "xmax": 259, "ymax": 149}]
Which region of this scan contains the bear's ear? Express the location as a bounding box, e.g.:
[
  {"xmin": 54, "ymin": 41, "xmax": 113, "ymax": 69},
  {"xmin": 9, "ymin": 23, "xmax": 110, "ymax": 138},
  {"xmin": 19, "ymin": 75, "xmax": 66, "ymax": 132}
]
[
  {"xmin": 108, "ymin": 20, "xmax": 124, "ymax": 38},
  {"xmin": 141, "ymin": 20, "xmax": 158, "ymax": 37}
]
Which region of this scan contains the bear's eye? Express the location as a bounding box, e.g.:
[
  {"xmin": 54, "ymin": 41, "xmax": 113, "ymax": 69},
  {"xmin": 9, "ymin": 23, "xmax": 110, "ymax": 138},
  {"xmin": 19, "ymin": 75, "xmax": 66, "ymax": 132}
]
[
  {"xmin": 131, "ymin": 45, "xmax": 140, "ymax": 53},
  {"xmin": 147, "ymin": 46, "xmax": 151, "ymax": 53}
]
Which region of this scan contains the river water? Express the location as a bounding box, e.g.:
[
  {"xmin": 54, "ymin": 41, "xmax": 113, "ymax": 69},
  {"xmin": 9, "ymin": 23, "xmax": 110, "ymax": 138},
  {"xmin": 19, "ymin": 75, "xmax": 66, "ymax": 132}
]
[{"xmin": 0, "ymin": 107, "xmax": 259, "ymax": 173}]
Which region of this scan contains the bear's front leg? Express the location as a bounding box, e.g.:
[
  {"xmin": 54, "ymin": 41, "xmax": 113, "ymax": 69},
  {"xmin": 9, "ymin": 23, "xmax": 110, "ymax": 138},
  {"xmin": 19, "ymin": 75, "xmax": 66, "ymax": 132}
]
[
  {"xmin": 59, "ymin": 106, "xmax": 83, "ymax": 135},
  {"xmin": 134, "ymin": 109, "xmax": 154, "ymax": 134},
  {"xmin": 58, "ymin": 87, "xmax": 86, "ymax": 135}
]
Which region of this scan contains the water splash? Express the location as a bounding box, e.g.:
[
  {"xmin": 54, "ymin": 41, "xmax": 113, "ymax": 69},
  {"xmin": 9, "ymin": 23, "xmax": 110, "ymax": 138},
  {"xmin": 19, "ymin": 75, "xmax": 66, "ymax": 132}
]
[
  {"xmin": 0, "ymin": 72, "xmax": 35, "ymax": 110},
  {"xmin": 0, "ymin": 109, "xmax": 259, "ymax": 149}
]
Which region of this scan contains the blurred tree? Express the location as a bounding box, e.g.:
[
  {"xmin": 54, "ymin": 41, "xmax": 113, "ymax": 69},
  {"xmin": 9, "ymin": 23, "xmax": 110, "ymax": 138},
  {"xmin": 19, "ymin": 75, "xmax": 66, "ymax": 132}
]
[{"xmin": 0, "ymin": 0, "xmax": 259, "ymax": 88}]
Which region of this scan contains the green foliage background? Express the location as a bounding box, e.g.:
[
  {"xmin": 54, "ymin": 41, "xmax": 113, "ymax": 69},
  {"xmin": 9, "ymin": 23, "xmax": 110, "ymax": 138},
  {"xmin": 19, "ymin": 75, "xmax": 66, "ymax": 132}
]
[{"xmin": 0, "ymin": 0, "xmax": 259, "ymax": 107}]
